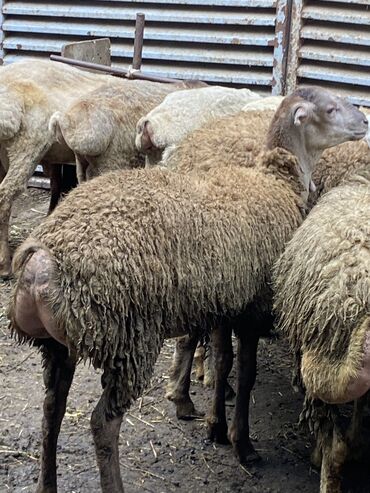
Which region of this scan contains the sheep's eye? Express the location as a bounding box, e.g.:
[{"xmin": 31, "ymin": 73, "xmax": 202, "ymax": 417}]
[{"xmin": 327, "ymin": 106, "xmax": 336, "ymax": 115}]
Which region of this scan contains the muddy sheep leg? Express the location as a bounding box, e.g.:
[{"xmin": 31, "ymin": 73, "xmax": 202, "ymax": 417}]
[
  {"xmin": 207, "ymin": 325, "xmax": 233, "ymax": 444},
  {"xmin": 202, "ymin": 342, "xmax": 235, "ymax": 401},
  {"xmin": 320, "ymin": 426, "xmax": 348, "ymax": 493},
  {"xmin": 44, "ymin": 163, "xmax": 78, "ymax": 214},
  {"xmin": 228, "ymin": 329, "xmax": 261, "ymax": 464},
  {"xmin": 43, "ymin": 163, "xmax": 62, "ymax": 214},
  {"xmin": 0, "ymin": 137, "xmax": 50, "ymax": 277},
  {"xmin": 91, "ymin": 366, "xmax": 127, "ymax": 493},
  {"xmin": 36, "ymin": 340, "xmax": 76, "ymax": 493},
  {"xmin": 346, "ymin": 393, "xmax": 368, "ymax": 462},
  {"xmin": 194, "ymin": 342, "xmax": 206, "ymax": 381},
  {"xmin": 0, "ymin": 160, "xmax": 5, "ymax": 183},
  {"xmin": 165, "ymin": 334, "xmax": 204, "ymax": 419}
]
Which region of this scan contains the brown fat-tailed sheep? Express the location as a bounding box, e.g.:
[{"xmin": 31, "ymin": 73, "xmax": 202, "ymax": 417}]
[
  {"xmin": 7, "ymin": 88, "xmax": 367, "ymax": 492},
  {"xmin": 273, "ymin": 162, "xmax": 370, "ymax": 493},
  {"xmin": 0, "ymin": 59, "xmax": 121, "ymax": 278},
  {"xmin": 164, "ymin": 103, "xmax": 369, "ymax": 419},
  {"xmin": 49, "ymin": 79, "xmax": 204, "ymax": 183}
]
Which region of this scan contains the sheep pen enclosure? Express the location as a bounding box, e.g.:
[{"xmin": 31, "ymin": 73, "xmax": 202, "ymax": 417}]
[{"xmin": 1, "ymin": 190, "xmax": 370, "ymax": 493}]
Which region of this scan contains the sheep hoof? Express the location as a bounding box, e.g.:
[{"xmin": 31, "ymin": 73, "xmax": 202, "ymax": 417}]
[
  {"xmin": 231, "ymin": 439, "xmax": 261, "ymax": 465},
  {"xmin": 229, "ymin": 432, "xmax": 262, "ymax": 465},
  {"xmin": 175, "ymin": 400, "xmax": 205, "ymax": 421},
  {"xmin": 207, "ymin": 420, "xmax": 229, "ymax": 444},
  {"xmin": 35, "ymin": 485, "xmax": 57, "ymax": 493},
  {"xmin": 0, "ymin": 264, "xmax": 11, "ymax": 280}
]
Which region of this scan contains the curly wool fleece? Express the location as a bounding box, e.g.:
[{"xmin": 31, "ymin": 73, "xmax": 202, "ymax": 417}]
[
  {"xmin": 274, "ymin": 167, "xmax": 370, "ymax": 404},
  {"xmin": 10, "ymin": 151, "xmax": 304, "ymax": 405}
]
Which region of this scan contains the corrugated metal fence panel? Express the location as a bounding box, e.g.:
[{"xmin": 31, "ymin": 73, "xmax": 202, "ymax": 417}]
[
  {"xmin": 287, "ymin": 0, "xmax": 370, "ymax": 107},
  {"xmin": 1, "ymin": 0, "xmax": 280, "ymax": 92}
]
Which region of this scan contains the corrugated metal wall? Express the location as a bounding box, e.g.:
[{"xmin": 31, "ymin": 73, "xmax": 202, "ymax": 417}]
[
  {"xmin": 0, "ymin": 0, "xmax": 284, "ymax": 94},
  {"xmin": 0, "ymin": 1, "xmax": 369, "ymax": 105},
  {"xmin": 286, "ymin": 0, "xmax": 370, "ymax": 106}
]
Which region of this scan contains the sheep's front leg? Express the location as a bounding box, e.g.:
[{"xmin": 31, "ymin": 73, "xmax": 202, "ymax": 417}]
[
  {"xmin": 36, "ymin": 341, "xmax": 76, "ymax": 493},
  {"xmin": 166, "ymin": 334, "xmax": 204, "ymax": 419},
  {"xmin": 202, "ymin": 342, "xmax": 236, "ymax": 400},
  {"xmin": 228, "ymin": 330, "xmax": 261, "ymax": 464},
  {"xmin": 207, "ymin": 325, "xmax": 233, "ymax": 444},
  {"xmin": 91, "ymin": 367, "xmax": 127, "ymax": 493},
  {"xmin": 0, "ymin": 136, "xmax": 50, "ymax": 277}
]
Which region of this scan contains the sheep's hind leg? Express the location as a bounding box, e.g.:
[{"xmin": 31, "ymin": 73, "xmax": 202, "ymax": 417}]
[
  {"xmin": 320, "ymin": 427, "xmax": 347, "ymax": 493},
  {"xmin": 91, "ymin": 366, "xmax": 127, "ymax": 493},
  {"xmin": 346, "ymin": 393, "xmax": 368, "ymax": 461},
  {"xmin": 194, "ymin": 342, "xmax": 206, "ymax": 381},
  {"xmin": 207, "ymin": 325, "xmax": 233, "ymax": 444},
  {"xmin": 228, "ymin": 329, "xmax": 261, "ymax": 464},
  {"xmin": 166, "ymin": 334, "xmax": 204, "ymax": 419},
  {"xmin": 36, "ymin": 340, "xmax": 76, "ymax": 493},
  {"xmin": 319, "ymin": 395, "xmax": 367, "ymax": 493}
]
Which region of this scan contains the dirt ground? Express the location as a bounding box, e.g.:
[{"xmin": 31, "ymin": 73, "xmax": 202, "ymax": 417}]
[{"xmin": 0, "ymin": 188, "xmax": 369, "ymax": 493}]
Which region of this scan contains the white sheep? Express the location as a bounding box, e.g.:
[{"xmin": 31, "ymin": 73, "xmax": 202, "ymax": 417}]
[
  {"xmin": 135, "ymin": 86, "xmax": 261, "ymax": 166},
  {"xmin": 0, "ymin": 59, "xmax": 120, "ymax": 278},
  {"xmin": 49, "ymin": 79, "xmax": 201, "ymax": 183}
]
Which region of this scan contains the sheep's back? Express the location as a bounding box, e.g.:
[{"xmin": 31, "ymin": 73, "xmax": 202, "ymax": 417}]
[{"xmin": 163, "ymin": 110, "xmax": 274, "ymax": 171}]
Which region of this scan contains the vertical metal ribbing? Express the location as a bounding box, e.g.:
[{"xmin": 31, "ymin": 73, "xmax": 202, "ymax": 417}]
[
  {"xmin": 0, "ymin": 0, "xmax": 4, "ymax": 63},
  {"xmin": 271, "ymin": 0, "xmax": 293, "ymax": 95}
]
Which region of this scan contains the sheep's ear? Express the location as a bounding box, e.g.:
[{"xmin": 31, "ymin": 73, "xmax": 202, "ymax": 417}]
[{"xmin": 293, "ymin": 102, "xmax": 313, "ymax": 126}]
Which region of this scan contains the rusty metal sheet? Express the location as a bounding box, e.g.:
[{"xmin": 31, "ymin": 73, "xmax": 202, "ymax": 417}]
[
  {"xmin": 3, "ymin": 35, "xmax": 273, "ymax": 67},
  {"xmin": 321, "ymin": 0, "xmax": 370, "ymax": 4},
  {"xmin": 298, "ymin": 63, "xmax": 370, "ymax": 87},
  {"xmin": 3, "ymin": 2, "xmax": 276, "ymax": 26},
  {"xmin": 290, "ymin": 0, "xmax": 370, "ymax": 108},
  {"xmin": 301, "ymin": 24, "xmax": 370, "ymax": 46},
  {"xmin": 98, "ymin": 0, "xmax": 276, "ymax": 5},
  {"xmin": 300, "ymin": 44, "xmax": 370, "ymax": 66},
  {"xmin": 302, "ymin": 5, "xmax": 370, "ymax": 25},
  {"xmin": 297, "ymin": 82, "xmax": 370, "ymax": 108},
  {"xmin": 3, "ymin": 19, "xmax": 275, "ymax": 46},
  {"xmin": 1, "ymin": 0, "xmax": 277, "ymax": 92}
]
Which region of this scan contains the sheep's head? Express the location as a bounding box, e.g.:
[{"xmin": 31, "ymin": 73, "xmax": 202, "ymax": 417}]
[
  {"xmin": 293, "ymin": 86, "xmax": 368, "ymax": 150},
  {"xmin": 266, "ymin": 87, "xmax": 368, "ymax": 197},
  {"xmin": 267, "ymin": 87, "xmax": 368, "ymax": 155}
]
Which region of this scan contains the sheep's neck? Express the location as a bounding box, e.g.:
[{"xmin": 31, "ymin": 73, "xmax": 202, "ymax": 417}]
[{"xmin": 266, "ymin": 129, "xmax": 322, "ymax": 194}]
